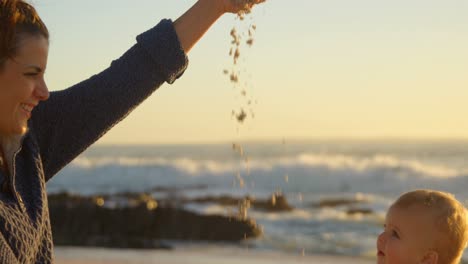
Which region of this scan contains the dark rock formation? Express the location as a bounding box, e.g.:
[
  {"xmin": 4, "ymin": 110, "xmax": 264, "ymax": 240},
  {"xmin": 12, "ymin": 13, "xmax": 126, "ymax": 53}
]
[
  {"xmin": 312, "ymin": 197, "xmax": 368, "ymax": 208},
  {"xmin": 252, "ymin": 193, "xmax": 293, "ymax": 212},
  {"xmin": 187, "ymin": 193, "xmax": 293, "ymax": 212},
  {"xmin": 48, "ymin": 192, "xmax": 262, "ymax": 249}
]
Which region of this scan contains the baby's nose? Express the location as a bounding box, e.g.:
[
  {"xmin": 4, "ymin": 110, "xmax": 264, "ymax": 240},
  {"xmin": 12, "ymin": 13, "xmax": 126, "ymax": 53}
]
[{"xmin": 377, "ymin": 232, "xmax": 386, "ymax": 248}]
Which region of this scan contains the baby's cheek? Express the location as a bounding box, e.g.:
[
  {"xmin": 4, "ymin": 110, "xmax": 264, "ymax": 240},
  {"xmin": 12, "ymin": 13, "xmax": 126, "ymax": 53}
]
[{"xmin": 385, "ymin": 239, "xmax": 407, "ymax": 263}]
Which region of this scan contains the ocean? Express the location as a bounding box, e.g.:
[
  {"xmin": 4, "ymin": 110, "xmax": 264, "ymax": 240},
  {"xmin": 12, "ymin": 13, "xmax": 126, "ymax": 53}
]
[{"xmin": 47, "ymin": 140, "xmax": 468, "ymax": 259}]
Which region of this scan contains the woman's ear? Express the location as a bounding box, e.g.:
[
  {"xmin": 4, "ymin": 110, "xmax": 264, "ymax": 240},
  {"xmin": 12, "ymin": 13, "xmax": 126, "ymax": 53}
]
[{"xmin": 420, "ymin": 250, "xmax": 438, "ymax": 264}]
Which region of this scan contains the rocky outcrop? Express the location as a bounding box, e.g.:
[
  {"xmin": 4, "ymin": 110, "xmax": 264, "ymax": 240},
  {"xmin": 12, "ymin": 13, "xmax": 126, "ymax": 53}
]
[
  {"xmin": 311, "ymin": 196, "xmax": 374, "ymax": 216},
  {"xmin": 346, "ymin": 208, "xmax": 373, "ymax": 215},
  {"xmin": 187, "ymin": 193, "xmax": 293, "ymax": 212},
  {"xmin": 311, "ymin": 197, "xmax": 368, "ymax": 208},
  {"xmin": 48, "ymin": 192, "xmax": 262, "ymax": 249}
]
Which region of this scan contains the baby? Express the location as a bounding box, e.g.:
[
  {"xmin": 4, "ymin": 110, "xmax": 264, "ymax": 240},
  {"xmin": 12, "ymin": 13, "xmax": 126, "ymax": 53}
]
[{"xmin": 377, "ymin": 189, "xmax": 468, "ymax": 264}]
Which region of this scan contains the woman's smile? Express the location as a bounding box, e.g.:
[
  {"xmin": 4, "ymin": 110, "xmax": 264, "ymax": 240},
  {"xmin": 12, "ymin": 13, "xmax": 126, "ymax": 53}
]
[{"xmin": 20, "ymin": 103, "xmax": 36, "ymax": 119}]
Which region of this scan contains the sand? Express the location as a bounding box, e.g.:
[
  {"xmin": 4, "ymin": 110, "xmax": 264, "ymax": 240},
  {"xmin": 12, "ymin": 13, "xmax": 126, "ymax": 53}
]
[{"xmin": 55, "ymin": 246, "xmax": 375, "ymax": 264}]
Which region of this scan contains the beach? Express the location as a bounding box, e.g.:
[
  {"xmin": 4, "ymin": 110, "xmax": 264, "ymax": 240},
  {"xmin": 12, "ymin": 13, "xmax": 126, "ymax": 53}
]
[
  {"xmin": 49, "ymin": 142, "xmax": 468, "ymax": 260},
  {"xmin": 55, "ymin": 246, "xmax": 375, "ymax": 264}
]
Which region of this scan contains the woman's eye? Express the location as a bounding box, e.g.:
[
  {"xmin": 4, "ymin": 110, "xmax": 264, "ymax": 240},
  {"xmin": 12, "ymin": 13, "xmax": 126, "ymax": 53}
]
[{"xmin": 24, "ymin": 72, "xmax": 38, "ymax": 77}]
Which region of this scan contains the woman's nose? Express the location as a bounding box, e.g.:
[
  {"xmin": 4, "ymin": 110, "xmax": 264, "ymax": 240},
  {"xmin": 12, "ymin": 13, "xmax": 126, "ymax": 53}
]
[{"xmin": 34, "ymin": 79, "xmax": 49, "ymax": 101}]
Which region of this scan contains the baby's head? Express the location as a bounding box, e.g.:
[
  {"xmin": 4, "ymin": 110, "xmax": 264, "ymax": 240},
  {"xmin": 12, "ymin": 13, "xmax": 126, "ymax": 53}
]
[{"xmin": 377, "ymin": 189, "xmax": 468, "ymax": 264}]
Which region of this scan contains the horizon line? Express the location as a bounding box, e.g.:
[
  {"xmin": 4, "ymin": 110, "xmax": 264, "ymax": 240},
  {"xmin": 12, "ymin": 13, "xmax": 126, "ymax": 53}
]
[{"xmin": 95, "ymin": 136, "xmax": 468, "ymax": 146}]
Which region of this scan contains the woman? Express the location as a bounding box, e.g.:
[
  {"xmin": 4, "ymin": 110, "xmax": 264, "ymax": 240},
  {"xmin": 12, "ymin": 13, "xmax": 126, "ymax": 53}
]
[{"xmin": 0, "ymin": 0, "xmax": 265, "ymax": 262}]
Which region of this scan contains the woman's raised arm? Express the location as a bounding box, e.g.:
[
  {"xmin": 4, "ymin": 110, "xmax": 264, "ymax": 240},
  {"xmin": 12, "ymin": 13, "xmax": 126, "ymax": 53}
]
[{"xmin": 32, "ymin": 0, "xmax": 266, "ymax": 181}]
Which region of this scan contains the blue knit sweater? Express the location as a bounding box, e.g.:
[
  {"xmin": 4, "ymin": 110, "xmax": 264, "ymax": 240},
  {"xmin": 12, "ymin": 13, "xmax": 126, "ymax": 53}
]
[{"xmin": 0, "ymin": 19, "xmax": 188, "ymax": 263}]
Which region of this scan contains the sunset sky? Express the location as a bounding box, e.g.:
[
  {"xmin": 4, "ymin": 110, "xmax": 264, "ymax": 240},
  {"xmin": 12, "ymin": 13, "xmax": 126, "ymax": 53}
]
[{"xmin": 35, "ymin": 0, "xmax": 468, "ymax": 144}]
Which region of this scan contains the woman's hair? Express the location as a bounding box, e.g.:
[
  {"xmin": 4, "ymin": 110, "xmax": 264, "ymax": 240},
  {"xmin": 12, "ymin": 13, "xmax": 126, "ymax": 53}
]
[
  {"xmin": 0, "ymin": 0, "xmax": 48, "ymax": 68},
  {"xmin": 392, "ymin": 189, "xmax": 468, "ymax": 264}
]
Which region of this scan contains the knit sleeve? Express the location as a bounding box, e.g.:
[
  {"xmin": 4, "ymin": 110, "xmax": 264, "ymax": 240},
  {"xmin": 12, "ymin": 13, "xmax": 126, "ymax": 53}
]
[
  {"xmin": 30, "ymin": 19, "xmax": 189, "ymax": 181},
  {"xmin": 0, "ymin": 231, "xmax": 18, "ymax": 263}
]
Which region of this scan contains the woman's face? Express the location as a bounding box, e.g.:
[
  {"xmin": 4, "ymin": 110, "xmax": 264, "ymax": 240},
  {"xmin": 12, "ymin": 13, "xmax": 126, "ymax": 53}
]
[{"xmin": 0, "ymin": 34, "xmax": 49, "ymax": 136}]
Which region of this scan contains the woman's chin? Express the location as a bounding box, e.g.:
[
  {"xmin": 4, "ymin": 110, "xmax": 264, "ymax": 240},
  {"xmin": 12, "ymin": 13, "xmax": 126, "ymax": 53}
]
[
  {"xmin": 11, "ymin": 124, "xmax": 28, "ymax": 136},
  {"xmin": 17, "ymin": 126, "xmax": 28, "ymax": 135}
]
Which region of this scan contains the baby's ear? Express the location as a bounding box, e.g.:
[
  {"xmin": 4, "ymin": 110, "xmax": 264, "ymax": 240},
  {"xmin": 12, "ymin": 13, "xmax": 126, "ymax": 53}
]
[{"xmin": 420, "ymin": 251, "xmax": 438, "ymax": 264}]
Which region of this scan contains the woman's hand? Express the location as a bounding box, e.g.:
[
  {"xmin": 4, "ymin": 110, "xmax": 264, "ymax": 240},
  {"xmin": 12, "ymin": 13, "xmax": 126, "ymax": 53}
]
[
  {"xmin": 174, "ymin": 0, "xmax": 266, "ymax": 53},
  {"xmin": 221, "ymin": 0, "xmax": 266, "ymax": 14}
]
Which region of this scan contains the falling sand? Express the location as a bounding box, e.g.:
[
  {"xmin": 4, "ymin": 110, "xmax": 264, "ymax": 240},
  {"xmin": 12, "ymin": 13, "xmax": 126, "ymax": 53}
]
[
  {"xmin": 225, "ymin": 21, "xmax": 258, "ymax": 125},
  {"xmin": 224, "ymin": 0, "xmax": 268, "ymax": 245}
]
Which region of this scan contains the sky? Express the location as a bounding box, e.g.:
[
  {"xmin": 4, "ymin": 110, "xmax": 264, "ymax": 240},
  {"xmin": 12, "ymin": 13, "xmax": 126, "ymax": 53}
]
[{"xmin": 34, "ymin": 0, "xmax": 468, "ymax": 144}]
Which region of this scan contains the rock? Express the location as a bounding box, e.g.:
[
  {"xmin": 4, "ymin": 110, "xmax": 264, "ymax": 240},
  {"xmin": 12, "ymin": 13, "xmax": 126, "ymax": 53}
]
[
  {"xmin": 48, "ymin": 192, "xmax": 262, "ymax": 249},
  {"xmin": 116, "ymin": 188, "xmax": 294, "ymax": 212},
  {"xmin": 186, "ymin": 193, "xmax": 293, "ymax": 212},
  {"xmin": 251, "ymin": 193, "xmax": 293, "ymax": 212},
  {"xmin": 189, "ymin": 195, "xmax": 241, "ymax": 206},
  {"xmin": 312, "ymin": 197, "xmax": 368, "ymax": 208}
]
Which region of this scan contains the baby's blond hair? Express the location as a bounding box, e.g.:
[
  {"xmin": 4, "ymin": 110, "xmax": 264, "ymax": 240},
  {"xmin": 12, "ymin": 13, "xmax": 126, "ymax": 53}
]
[{"xmin": 392, "ymin": 190, "xmax": 468, "ymax": 264}]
